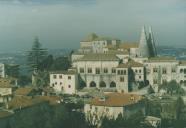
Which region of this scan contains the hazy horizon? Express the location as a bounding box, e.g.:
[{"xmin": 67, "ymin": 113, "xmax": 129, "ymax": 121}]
[{"xmin": 0, "ymin": 0, "xmax": 185, "ymax": 52}]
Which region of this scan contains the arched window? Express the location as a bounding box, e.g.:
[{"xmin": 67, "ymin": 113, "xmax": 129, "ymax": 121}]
[
  {"xmin": 180, "ymin": 69, "xmax": 183, "ymax": 73},
  {"xmin": 99, "ymin": 81, "xmax": 106, "ymax": 88},
  {"xmin": 90, "ymin": 81, "xmax": 96, "ymax": 87},
  {"xmin": 180, "ymin": 80, "xmax": 184, "ymax": 85},
  {"xmin": 110, "ymin": 81, "xmax": 116, "ymax": 88}
]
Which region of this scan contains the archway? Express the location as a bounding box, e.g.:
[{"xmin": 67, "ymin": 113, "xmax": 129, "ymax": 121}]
[
  {"xmin": 99, "ymin": 81, "xmax": 106, "ymax": 88},
  {"xmin": 110, "ymin": 81, "xmax": 116, "ymax": 88},
  {"xmin": 90, "ymin": 81, "xmax": 96, "ymax": 87}
]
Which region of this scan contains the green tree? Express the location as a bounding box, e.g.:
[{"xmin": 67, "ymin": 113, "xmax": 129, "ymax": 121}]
[
  {"xmin": 38, "ymin": 55, "xmax": 54, "ymax": 71},
  {"xmin": 167, "ymin": 80, "xmax": 179, "ymax": 95},
  {"xmin": 18, "ymin": 75, "xmax": 32, "ymax": 86},
  {"xmin": 175, "ymin": 97, "xmax": 185, "ymax": 120},
  {"xmin": 159, "ymin": 80, "xmax": 185, "ymax": 95},
  {"xmin": 51, "ymin": 56, "xmax": 71, "ymax": 71},
  {"xmin": 5, "ymin": 64, "xmax": 20, "ymax": 78},
  {"xmin": 27, "ymin": 37, "xmax": 47, "ymax": 71}
]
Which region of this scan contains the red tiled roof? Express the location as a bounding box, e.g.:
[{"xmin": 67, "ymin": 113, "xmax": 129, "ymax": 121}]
[
  {"xmin": 8, "ymin": 96, "xmax": 61, "ymax": 110},
  {"xmin": 119, "ymin": 43, "xmax": 139, "ymax": 49},
  {"xmin": 117, "ymin": 60, "xmax": 143, "ymax": 68},
  {"xmin": 0, "ymin": 111, "xmax": 13, "ymax": 118},
  {"xmin": 90, "ymin": 93, "xmax": 143, "ymax": 107},
  {"xmin": 14, "ymin": 87, "xmax": 34, "ymax": 96}
]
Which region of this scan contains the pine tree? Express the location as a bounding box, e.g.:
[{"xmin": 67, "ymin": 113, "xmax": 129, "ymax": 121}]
[{"xmin": 27, "ymin": 37, "xmax": 47, "ymax": 71}]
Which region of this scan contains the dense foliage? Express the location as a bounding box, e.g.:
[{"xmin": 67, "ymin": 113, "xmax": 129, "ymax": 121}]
[
  {"xmin": 27, "ymin": 37, "xmax": 47, "ymax": 71},
  {"xmin": 6, "ymin": 103, "xmax": 88, "ymax": 128}
]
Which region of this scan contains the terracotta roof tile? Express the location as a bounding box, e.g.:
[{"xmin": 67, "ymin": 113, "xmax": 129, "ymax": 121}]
[
  {"xmin": 8, "ymin": 96, "xmax": 61, "ymax": 110},
  {"xmin": 90, "ymin": 93, "xmax": 143, "ymax": 107},
  {"xmin": 50, "ymin": 70, "xmax": 76, "ymax": 75},
  {"xmin": 8, "ymin": 96, "xmax": 39, "ymax": 110},
  {"xmin": 78, "ymin": 53, "xmax": 119, "ymax": 61},
  {"xmin": 14, "ymin": 87, "xmax": 34, "ymax": 96},
  {"xmin": 119, "ymin": 43, "xmax": 139, "ymax": 49},
  {"xmin": 117, "ymin": 63, "xmax": 128, "ymax": 68},
  {"xmin": 147, "ymin": 56, "xmax": 177, "ymax": 62},
  {"xmin": 107, "ymin": 50, "xmax": 129, "ymax": 55},
  {"xmin": 179, "ymin": 61, "xmax": 186, "ymax": 66},
  {"xmin": 0, "ymin": 77, "xmax": 17, "ymax": 88},
  {"xmin": 0, "ymin": 111, "xmax": 13, "ymax": 118},
  {"xmin": 117, "ymin": 60, "xmax": 143, "ymax": 68}
]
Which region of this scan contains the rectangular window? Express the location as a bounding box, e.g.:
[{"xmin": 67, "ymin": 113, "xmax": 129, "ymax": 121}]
[
  {"xmin": 117, "ymin": 70, "xmax": 121, "ymax": 75},
  {"xmin": 153, "ymin": 68, "xmax": 158, "ymax": 73},
  {"xmin": 121, "ymin": 70, "xmax": 124, "ymax": 75},
  {"xmin": 96, "ymin": 68, "xmax": 100, "ymax": 74},
  {"xmin": 53, "ymin": 75, "xmax": 57, "ymax": 79},
  {"xmin": 153, "ymin": 79, "xmax": 157, "ymax": 84},
  {"xmin": 88, "ymin": 68, "xmax": 92, "ymax": 73},
  {"xmin": 162, "ymin": 68, "xmax": 167, "ymax": 74},
  {"xmin": 80, "ymin": 68, "xmax": 84, "ymax": 73},
  {"xmin": 68, "ymin": 76, "xmax": 71, "ymax": 80},
  {"xmin": 103, "ymin": 68, "xmax": 108, "ymax": 73},
  {"xmin": 112, "ymin": 68, "xmax": 116, "ymax": 73},
  {"xmin": 124, "ymin": 70, "xmax": 126, "ymax": 75},
  {"xmin": 172, "ymin": 68, "xmax": 176, "ymax": 73},
  {"xmin": 139, "ymin": 70, "xmax": 142, "ymax": 73},
  {"xmin": 59, "ymin": 75, "xmax": 62, "ymax": 79},
  {"xmin": 120, "ymin": 77, "xmax": 124, "ymax": 82}
]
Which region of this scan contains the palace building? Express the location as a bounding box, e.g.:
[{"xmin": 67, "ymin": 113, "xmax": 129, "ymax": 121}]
[{"xmin": 50, "ymin": 26, "xmax": 186, "ymax": 94}]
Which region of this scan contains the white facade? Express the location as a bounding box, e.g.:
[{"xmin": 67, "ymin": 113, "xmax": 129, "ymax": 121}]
[
  {"xmin": 144, "ymin": 59, "xmax": 179, "ymax": 92},
  {"xmin": 51, "ymin": 28, "xmax": 186, "ymax": 94},
  {"xmin": 115, "ymin": 67, "xmax": 128, "ymax": 92},
  {"xmin": 92, "ymin": 40, "xmax": 109, "ymax": 53},
  {"xmin": 50, "ymin": 71, "xmax": 78, "ymax": 94},
  {"xmin": 177, "ymin": 64, "xmax": 186, "ymax": 86},
  {"xmin": 0, "ymin": 87, "xmax": 12, "ymax": 103},
  {"xmin": 73, "ymin": 59, "xmax": 119, "ymax": 90},
  {"xmin": 0, "ymin": 63, "xmax": 5, "ymax": 78}
]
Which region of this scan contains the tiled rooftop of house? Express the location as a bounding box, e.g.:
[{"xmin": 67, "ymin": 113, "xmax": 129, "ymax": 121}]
[
  {"xmin": 117, "ymin": 60, "xmax": 143, "ymax": 68},
  {"xmin": 128, "ymin": 60, "xmax": 144, "ymax": 67},
  {"xmin": 78, "ymin": 53, "xmax": 119, "ymax": 61},
  {"xmin": 0, "ymin": 78, "xmax": 14, "ymax": 88},
  {"xmin": 146, "ymin": 56, "xmax": 177, "ymax": 62},
  {"xmin": 0, "ymin": 111, "xmax": 13, "ymax": 119},
  {"xmin": 8, "ymin": 96, "xmax": 61, "ymax": 110},
  {"xmin": 179, "ymin": 61, "xmax": 186, "ymax": 66},
  {"xmin": 90, "ymin": 93, "xmax": 143, "ymax": 107},
  {"xmin": 117, "ymin": 63, "xmax": 128, "ymax": 68},
  {"xmin": 107, "ymin": 50, "xmax": 129, "ymax": 55},
  {"xmin": 119, "ymin": 43, "xmax": 139, "ymax": 49},
  {"xmin": 81, "ymin": 33, "xmax": 119, "ymax": 42},
  {"xmin": 50, "ymin": 70, "xmax": 76, "ymax": 75},
  {"xmin": 14, "ymin": 87, "xmax": 34, "ymax": 96}
]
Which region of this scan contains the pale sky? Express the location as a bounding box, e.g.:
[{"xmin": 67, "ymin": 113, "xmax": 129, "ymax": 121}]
[{"xmin": 0, "ymin": 0, "xmax": 185, "ymax": 51}]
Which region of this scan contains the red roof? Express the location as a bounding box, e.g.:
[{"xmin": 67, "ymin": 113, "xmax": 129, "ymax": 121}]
[{"xmin": 90, "ymin": 93, "xmax": 143, "ymax": 107}]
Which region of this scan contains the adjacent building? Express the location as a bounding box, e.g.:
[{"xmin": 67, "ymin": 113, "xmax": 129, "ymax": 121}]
[
  {"xmin": 0, "ymin": 78, "xmax": 17, "ymax": 104},
  {"xmin": 0, "ymin": 63, "xmax": 5, "ymax": 78},
  {"xmin": 84, "ymin": 93, "xmax": 145, "ymax": 125},
  {"xmin": 50, "ymin": 69, "xmax": 79, "ymax": 94}
]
